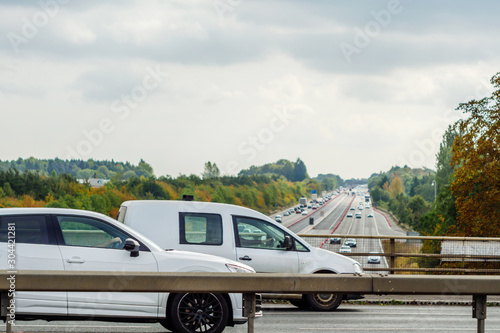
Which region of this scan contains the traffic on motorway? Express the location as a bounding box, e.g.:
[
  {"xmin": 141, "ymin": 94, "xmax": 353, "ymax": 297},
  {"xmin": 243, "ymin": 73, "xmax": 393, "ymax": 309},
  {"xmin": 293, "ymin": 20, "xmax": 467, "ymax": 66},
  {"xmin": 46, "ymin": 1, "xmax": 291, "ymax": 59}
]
[
  {"xmin": 270, "ymin": 186, "xmax": 406, "ymax": 272},
  {"xmin": 0, "ymin": 187, "xmax": 420, "ymax": 333}
]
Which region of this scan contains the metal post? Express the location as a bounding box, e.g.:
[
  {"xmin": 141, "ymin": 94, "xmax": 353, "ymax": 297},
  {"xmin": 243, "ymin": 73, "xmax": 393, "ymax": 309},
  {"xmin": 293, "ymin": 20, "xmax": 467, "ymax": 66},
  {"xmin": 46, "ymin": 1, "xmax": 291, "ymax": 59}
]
[
  {"xmin": 473, "ymin": 295, "xmax": 487, "ymax": 333},
  {"xmin": 389, "ymin": 238, "xmax": 395, "ymax": 274},
  {"xmin": 243, "ymin": 293, "xmax": 256, "ymax": 333},
  {"xmin": 1, "ymin": 292, "xmax": 12, "ymax": 333}
]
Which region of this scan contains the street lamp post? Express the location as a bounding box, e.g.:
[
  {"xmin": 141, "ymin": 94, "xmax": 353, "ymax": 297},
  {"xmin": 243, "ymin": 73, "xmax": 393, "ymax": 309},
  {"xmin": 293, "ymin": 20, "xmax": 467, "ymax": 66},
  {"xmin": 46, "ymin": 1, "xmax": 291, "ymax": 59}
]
[{"xmin": 431, "ymin": 180, "xmax": 436, "ymax": 202}]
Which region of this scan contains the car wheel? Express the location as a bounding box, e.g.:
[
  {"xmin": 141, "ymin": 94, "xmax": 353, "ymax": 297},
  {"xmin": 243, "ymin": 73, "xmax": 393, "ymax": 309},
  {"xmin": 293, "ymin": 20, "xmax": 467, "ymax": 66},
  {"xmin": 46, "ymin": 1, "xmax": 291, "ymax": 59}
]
[
  {"xmin": 166, "ymin": 293, "xmax": 229, "ymax": 333},
  {"xmin": 304, "ymin": 292, "xmax": 343, "ymax": 311}
]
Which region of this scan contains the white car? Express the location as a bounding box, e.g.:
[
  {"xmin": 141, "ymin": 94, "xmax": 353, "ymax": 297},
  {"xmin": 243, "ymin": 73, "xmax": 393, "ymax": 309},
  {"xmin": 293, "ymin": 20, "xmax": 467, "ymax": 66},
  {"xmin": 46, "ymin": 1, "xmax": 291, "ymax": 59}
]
[
  {"xmin": 0, "ymin": 208, "xmax": 255, "ymax": 333},
  {"xmin": 275, "ymin": 215, "xmax": 282, "ymax": 223},
  {"xmin": 345, "ymin": 238, "xmax": 357, "ymax": 247},
  {"xmin": 368, "ymin": 252, "xmax": 381, "ymax": 264},
  {"xmin": 339, "ymin": 245, "xmax": 352, "ymax": 253},
  {"xmin": 301, "ymin": 210, "xmax": 308, "ymax": 215}
]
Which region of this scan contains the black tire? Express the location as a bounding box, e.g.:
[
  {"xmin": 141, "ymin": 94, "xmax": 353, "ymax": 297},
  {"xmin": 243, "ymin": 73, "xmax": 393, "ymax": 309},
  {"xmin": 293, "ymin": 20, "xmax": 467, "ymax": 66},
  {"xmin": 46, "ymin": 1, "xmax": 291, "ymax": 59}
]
[
  {"xmin": 166, "ymin": 293, "xmax": 229, "ymax": 333},
  {"xmin": 304, "ymin": 293, "xmax": 343, "ymax": 311}
]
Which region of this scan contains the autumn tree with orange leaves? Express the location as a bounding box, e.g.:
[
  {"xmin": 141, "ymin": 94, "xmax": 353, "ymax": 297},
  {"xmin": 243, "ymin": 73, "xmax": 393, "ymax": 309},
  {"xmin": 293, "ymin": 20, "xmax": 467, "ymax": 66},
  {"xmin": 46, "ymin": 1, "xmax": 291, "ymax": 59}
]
[{"xmin": 449, "ymin": 73, "xmax": 500, "ymax": 237}]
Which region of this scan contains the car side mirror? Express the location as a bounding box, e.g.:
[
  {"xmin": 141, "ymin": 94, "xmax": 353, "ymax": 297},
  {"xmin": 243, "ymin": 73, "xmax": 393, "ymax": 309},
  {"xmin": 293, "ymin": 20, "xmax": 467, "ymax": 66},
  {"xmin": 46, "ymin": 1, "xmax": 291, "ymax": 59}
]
[
  {"xmin": 124, "ymin": 238, "xmax": 140, "ymax": 257},
  {"xmin": 284, "ymin": 235, "xmax": 293, "ymax": 250}
]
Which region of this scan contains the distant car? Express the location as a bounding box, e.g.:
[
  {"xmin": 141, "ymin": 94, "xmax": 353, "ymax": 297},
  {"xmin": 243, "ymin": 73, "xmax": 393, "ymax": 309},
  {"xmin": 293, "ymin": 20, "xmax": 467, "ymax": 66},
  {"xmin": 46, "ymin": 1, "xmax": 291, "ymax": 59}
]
[
  {"xmin": 346, "ymin": 213, "xmax": 353, "ymax": 217},
  {"xmin": 367, "ymin": 213, "xmax": 374, "ymax": 218},
  {"xmin": 284, "ymin": 211, "xmax": 290, "ymax": 216},
  {"xmin": 339, "ymin": 245, "xmax": 352, "ymax": 253},
  {"xmin": 350, "ymin": 207, "xmax": 355, "ymax": 210},
  {"xmin": 330, "ymin": 237, "xmax": 341, "ymax": 244},
  {"xmin": 345, "ymin": 238, "xmax": 357, "ymax": 247},
  {"xmin": 307, "ymin": 204, "xmax": 312, "ymax": 208},
  {"xmin": 301, "ymin": 210, "xmax": 308, "ymax": 215},
  {"xmin": 275, "ymin": 215, "xmax": 282, "ymax": 223},
  {"xmin": 358, "ymin": 206, "xmax": 363, "ymax": 210},
  {"xmin": 295, "ymin": 209, "xmax": 301, "ymax": 214},
  {"xmin": 312, "ymin": 205, "xmax": 318, "ymax": 210},
  {"xmin": 367, "ymin": 252, "xmax": 381, "ymax": 264}
]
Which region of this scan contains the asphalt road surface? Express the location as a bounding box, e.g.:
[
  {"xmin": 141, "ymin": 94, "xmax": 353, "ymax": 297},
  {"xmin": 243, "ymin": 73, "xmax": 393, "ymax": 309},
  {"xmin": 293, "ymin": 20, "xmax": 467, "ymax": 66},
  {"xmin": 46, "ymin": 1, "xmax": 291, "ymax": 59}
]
[{"xmin": 5, "ymin": 304, "xmax": 500, "ymax": 332}]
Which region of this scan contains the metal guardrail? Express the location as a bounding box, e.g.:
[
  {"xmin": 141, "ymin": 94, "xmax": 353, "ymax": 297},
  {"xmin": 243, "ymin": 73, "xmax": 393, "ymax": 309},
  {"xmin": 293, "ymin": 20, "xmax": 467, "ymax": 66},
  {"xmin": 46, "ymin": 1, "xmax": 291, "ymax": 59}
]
[
  {"xmin": 1, "ymin": 271, "xmax": 500, "ymax": 333},
  {"xmin": 299, "ymin": 234, "xmax": 500, "ymax": 274}
]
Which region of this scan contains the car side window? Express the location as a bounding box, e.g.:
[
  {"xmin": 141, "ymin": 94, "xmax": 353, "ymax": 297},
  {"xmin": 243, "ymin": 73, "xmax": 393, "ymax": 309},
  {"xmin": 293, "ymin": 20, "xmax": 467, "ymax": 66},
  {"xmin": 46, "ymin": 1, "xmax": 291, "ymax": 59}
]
[
  {"xmin": 233, "ymin": 216, "xmax": 287, "ymax": 250},
  {"xmin": 0, "ymin": 215, "xmax": 51, "ymax": 245},
  {"xmin": 179, "ymin": 213, "xmax": 223, "ymax": 245},
  {"xmin": 56, "ymin": 216, "xmax": 129, "ymax": 249}
]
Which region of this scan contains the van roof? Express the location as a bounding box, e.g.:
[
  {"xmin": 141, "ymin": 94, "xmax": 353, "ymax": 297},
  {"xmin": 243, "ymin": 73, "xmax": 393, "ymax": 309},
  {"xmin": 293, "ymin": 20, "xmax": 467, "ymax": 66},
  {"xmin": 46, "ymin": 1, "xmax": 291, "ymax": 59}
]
[{"xmin": 121, "ymin": 200, "xmax": 271, "ymax": 220}]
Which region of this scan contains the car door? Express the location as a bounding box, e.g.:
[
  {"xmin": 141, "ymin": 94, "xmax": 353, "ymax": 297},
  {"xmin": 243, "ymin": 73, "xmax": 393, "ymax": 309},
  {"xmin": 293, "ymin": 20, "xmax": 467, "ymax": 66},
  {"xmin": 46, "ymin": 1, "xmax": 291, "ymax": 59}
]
[
  {"xmin": 0, "ymin": 215, "xmax": 67, "ymax": 315},
  {"xmin": 233, "ymin": 216, "xmax": 299, "ymax": 273},
  {"xmin": 53, "ymin": 214, "xmax": 160, "ymax": 318}
]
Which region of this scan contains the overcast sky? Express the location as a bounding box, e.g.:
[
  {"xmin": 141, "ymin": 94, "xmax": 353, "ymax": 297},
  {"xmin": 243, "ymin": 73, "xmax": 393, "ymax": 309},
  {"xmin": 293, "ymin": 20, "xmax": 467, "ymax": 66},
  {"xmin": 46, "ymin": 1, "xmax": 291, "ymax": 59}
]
[{"xmin": 1, "ymin": 0, "xmax": 499, "ymax": 179}]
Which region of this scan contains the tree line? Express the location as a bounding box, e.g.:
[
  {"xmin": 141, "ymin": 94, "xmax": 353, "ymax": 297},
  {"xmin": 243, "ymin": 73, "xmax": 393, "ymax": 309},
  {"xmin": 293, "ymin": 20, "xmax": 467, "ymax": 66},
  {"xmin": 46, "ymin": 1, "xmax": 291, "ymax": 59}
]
[
  {"xmin": 0, "ymin": 157, "xmax": 154, "ymax": 180},
  {"xmin": 0, "ymin": 159, "xmax": 337, "ymax": 217}
]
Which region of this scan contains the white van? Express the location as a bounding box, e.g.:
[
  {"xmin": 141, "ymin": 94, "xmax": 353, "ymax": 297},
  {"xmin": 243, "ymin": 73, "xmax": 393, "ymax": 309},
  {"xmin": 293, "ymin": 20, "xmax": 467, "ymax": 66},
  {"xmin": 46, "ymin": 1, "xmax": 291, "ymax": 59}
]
[
  {"xmin": 0, "ymin": 208, "xmax": 255, "ymax": 333},
  {"xmin": 118, "ymin": 200, "xmax": 364, "ymax": 311}
]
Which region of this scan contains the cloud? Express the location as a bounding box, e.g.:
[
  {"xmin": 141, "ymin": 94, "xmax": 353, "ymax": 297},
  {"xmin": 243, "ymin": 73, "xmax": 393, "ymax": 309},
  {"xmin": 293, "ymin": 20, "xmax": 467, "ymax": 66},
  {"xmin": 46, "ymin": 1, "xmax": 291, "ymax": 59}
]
[
  {"xmin": 73, "ymin": 67, "xmax": 145, "ymax": 103},
  {"xmin": 0, "ymin": 0, "xmax": 499, "ymax": 178}
]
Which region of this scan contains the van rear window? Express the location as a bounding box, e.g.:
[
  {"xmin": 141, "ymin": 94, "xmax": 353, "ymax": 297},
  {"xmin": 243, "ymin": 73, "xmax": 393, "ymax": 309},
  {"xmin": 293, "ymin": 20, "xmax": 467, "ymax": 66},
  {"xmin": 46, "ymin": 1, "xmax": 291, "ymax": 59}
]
[{"xmin": 179, "ymin": 213, "xmax": 222, "ymax": 245}]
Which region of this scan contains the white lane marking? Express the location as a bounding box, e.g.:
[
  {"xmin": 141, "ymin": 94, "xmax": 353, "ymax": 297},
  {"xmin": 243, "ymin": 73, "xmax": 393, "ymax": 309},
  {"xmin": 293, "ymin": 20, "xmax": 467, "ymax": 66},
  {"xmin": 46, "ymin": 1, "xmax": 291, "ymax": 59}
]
[
  {"xmin": 326, "ymin": 194, "xmax": 350, "ymax": 230},
  {"xmin": 373, "ymin": 211, "xmax": 389, "ymax": 268}
]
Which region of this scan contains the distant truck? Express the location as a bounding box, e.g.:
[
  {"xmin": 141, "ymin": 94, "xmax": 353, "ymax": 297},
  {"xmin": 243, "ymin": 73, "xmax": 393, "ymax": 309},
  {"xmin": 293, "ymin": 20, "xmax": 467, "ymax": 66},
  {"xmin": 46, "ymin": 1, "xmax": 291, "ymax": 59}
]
[{"xmin": 299, "ymin": 197, "xmax": 308, "ymax": 207}]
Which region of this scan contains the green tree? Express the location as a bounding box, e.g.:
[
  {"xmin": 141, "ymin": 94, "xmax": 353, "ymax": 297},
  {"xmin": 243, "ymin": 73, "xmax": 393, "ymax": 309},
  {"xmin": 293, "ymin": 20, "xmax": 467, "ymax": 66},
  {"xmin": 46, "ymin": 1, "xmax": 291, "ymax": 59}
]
[
  {"xmin": 321, "ymin": 177, "xmax": 337, "ymax": 191},
  {"xmin": 293, "ymin": 158, "xmax": 308, "ymax": 181},
  {"xmin": 2, "ymin": 182, "xmax": 15, "ymax": 197},
  {"xmin": 202, "ymin": 162, "xmax": 220, "ymax": 179},
  {"xmin": 422, "ymin": 126, "xmax": 458, "ymax": 235},
  {"xmin": 137, "ymin": 159, "xmax": 154, "ymax": 178},
  {"xmin": 141, "ymin": 177, "xmax": 169, "ymax": 199}
]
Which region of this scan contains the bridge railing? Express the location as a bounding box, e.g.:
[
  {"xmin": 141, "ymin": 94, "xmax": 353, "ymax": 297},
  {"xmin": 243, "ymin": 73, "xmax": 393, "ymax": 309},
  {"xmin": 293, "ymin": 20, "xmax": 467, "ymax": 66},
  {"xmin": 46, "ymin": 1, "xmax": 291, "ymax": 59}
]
[
  {"xmin": 1, "ymin": 271, "xmax": 499, "ymax": 333},
  {"xmin": 298, "ymin": 234, "xmax": 500, "ymax": 274}
]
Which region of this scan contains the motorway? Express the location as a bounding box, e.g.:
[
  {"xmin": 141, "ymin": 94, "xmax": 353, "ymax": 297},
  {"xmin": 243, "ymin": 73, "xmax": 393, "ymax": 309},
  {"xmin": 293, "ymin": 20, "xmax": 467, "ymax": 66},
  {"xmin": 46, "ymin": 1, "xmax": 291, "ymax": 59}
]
[
  {"xmin": 6, "ymin": 304, "xmax": 500, "ymax": 332},
  {"xmin": 273, "ymin": 191, "xmax": 407, "ymax": 272}
]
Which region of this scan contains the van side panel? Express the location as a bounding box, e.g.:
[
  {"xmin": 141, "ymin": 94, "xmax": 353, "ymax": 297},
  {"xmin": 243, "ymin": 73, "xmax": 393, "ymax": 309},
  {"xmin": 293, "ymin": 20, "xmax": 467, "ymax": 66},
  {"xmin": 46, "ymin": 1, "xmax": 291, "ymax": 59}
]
[{"xmin": 122, "ymin": 201, "xmax": 237, "ymax": 261}]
